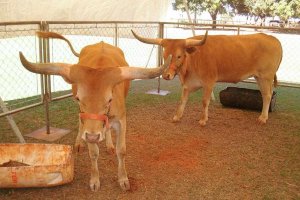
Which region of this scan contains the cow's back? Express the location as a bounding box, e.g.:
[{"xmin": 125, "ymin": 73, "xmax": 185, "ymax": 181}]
[
  {"xmin": 188, "ymin": 33, "xmax": 282, "ymax": 83},
  {"xmin": 73, "ymin": 42, "xmax": 130, "ymax": 97},
  {"xmin": 79, "ymin": 42, "xmax": 128, "ymax": 68}
]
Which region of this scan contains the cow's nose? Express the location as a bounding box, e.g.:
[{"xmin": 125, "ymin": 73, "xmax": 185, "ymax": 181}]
[
  {"xmin": 83, "ymin": 132, "xmax": 105, "ymax": 143},
  {"xmin": 163, "ymin": 73, "xmax": 171, "ymax": 80}
]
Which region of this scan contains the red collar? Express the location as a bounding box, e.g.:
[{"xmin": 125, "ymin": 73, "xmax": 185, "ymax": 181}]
[{"xmin": 79, "ymin": 113, "xmax": 109, "ymax": 129}]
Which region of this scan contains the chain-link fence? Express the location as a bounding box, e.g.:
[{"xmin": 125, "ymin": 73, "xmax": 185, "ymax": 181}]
[
  {"xmin": 1, "ymin": 21, "xmax": 300, "ymax": 143},
  {"xmin": 46, "ymin": 22, "xmax": 161, "ymax": 99},
  {"xmin": 0, "ymin": 23, "xmax": 42, "ymax": 105}
]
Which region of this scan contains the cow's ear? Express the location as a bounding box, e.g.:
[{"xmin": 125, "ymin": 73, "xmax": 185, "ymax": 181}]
[{"xmin": 186, "ymin": 47, "xmax": 196, "ymax": 54}]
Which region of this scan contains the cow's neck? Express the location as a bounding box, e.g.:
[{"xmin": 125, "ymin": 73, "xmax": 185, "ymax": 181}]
[
  {"xmin": 178, "ymin": 59, "xmax": 188, "ymax": 83},
  {"xmin": 178, "ymin": 71, "xmax": 185, "ymax": 83}
]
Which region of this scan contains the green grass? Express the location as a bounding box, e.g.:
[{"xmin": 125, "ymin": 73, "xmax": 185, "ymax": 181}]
[
  {"xmin": 129, "ymin": 78, "xmax": 300, "ymax": 115},
  {"xmin": 0, "ymin": 77, "xmax": 299, "ymax": 199},
  {"xmin": 1, "ymin": 77, "xmax": 300, "ymax": 142}
]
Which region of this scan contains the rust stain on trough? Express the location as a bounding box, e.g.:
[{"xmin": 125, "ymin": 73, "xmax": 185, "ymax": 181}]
[{"xmin": 0, "ymin": 143, "xmax": 74, "ymax": 188}]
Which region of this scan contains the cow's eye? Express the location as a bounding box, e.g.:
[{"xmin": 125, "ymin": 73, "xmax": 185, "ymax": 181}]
[{"xmin": 177, "ymin": 55, "xmax": 181, "ymax": 59}]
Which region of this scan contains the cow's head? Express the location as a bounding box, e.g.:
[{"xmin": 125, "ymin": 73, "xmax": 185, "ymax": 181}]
[
  {"xmin": 131, "ymin": 30, "xmax": 208, "ymax": 80},
  {"xmin": 19, "ymin": 52, "xmax": 171, "ymax": 143}
]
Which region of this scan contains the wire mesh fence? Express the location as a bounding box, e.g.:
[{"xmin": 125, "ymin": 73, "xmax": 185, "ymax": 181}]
[
  {"xmin": 0, "ymin": 21, "xmax": 300, "ymax": 143},
  {"xmin": 0, "ymin": 23, "xmax": 42, "ymax": 106},
  {"xmin": 47, "ymin": 22, "xmax": 161, "ymax": 99}
]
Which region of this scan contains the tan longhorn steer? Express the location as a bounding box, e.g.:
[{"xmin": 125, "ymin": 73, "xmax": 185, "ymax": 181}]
[
  {"xmin": 132, "ymin": 30, "xmax": 282, "ymax": 125},
  {"xmin": 19, "ymin": 32, "xmax": 171, "ymax": 191}
]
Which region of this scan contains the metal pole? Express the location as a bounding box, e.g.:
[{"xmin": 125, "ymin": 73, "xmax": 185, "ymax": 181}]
[
  {"xmin": 0, "ymin": 97, "xmax": 26, "ymax": 143},
  {"xmin": 38, "ymin": 23, "xmax": 45, "ymax": 103},
  {"xmin": 157, "ymin": 23, "xmax": 164, "ymax": 93},
  {"xmin": 44, "ymin": 76, "xmax": 50, "ymax": 135},
  {"xmin": 41, "ymin": 21, "xmax": 51, "ymax": 134},
  {"xmin": 145, "ymin": 45, "xmax": 155, "ymax": 68},
  {"xmin": 114, "ymin": 23, "xmax": 118, "ymax": 47}
]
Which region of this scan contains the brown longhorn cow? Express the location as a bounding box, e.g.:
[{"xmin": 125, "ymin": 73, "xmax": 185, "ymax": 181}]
[
  {"xmin": 19, "ymin": 32, "xmax": 171, "ymax": 191},
  {"xmin": 132, "ymin": 30, "xmax": 282, "ymax": 125}
]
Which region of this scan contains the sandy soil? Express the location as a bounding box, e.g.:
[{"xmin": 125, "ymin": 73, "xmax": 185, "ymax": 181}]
[{"xmin": 0, "ymin": 102, "xmax": 299, "ymax": 199}]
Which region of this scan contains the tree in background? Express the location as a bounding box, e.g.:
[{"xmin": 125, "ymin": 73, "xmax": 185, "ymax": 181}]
[
  {"xmin": 174, "ymin": 0, "xmax": 300, "ymax": 27},
  {"xmin": 244, "ymin": 0, "xmax": 275, "ymax": 25},
  {"xmin": 175, "ymin": 0, "xmax": 228, "ymax": 28},
  {"xmin": 227, "ymin": 0, "xmax": 249, "ymax": 15},
  {"xmin": 273, "ymin": 0, "xmax": 300, "ymax": 24},
  {"xmin": 227, "ymin": 0, "xmax": 253, "ymax": 23},
  {"xmin": 202, "ymin": 0, "xmax": 227, "ymax": 28},
  {"xmin": 174, "ymin": 0, "xmax": 201, "ymax": 23}
]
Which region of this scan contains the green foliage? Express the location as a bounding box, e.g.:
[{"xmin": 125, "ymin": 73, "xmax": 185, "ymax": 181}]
[
  {"xmin": 273, "ymin": 0, "xmax": 300, "ymax": 21},
  {"xmin": 174, "ymin": 0, "xmax": 229, "ymax": 27},
  {"xmin": 175, "ymin": 0, "xmax": 202, "ymax": 13},
  {"xmin": 202, "ymin": 0, "xmax": 227, "ymax": 16},
  {"xmin": 173, "ymin": 0, "xmax": 300, "ymax": 24},
  {"xmin": 227, "ymin": 0, "xmax": 249, "ymax": 15},
  {"xmin": 245, "ymin": 0, "xmax": 274, "ymax": 18}
]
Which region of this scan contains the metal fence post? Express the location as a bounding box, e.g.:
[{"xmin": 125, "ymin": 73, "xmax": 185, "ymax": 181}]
[
  {"xmin": 41, "ymin": 21, "xmax": 51, "ymax": 135},
  {"xmin": 114, "ymin": 23, "xmax": 118, "ymax": 47},
  {"xmin": 156, "ymin": 23, "xmax": 164, "ymax": 93},
  {"xmin": 24, "ymin": 21, "xmax": 71, "ymax": 141}
]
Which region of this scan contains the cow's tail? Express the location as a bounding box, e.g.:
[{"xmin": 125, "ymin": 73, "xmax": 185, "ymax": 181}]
[
  {"xmin": 36, "ymin": 31, "xmax": 80, "ymax": 57},
  {"xmin": 273, "ymin": 74, "xmax": 278, "ymax": 87},
  {"xmin": 273, "ymin": 41, "xmax": 283, "ymax": 88}
]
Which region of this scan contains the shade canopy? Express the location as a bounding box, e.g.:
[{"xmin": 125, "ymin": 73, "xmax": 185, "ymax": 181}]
[{"xmin": 1, "ymin": 0, "xmax": 170, "ymax": 22}]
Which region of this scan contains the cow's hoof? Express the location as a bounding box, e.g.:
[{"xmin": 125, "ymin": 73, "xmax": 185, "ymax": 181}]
[
  {"xmin": 199, "ymin": 120, "xmax": 207, "ymax": 126},
  {"xmin": 172, "ymin": 116, "xmax": 181, "ymax": 123},
  {"xmin": 119, "ymin": 178, "xmax": 130, "ymax": 191},
  {"xmin": 90, "ymin": 178, "xmax": 100, "ymax": 191},
  {"xmin": 258, "ymin": 116, "xmax": 267, "ymax": 124}
]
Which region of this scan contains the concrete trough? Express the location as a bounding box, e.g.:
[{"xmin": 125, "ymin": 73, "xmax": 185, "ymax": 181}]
[{"xmin": 0, "ymin": 143, "xmax": 74, "ymax": 188}]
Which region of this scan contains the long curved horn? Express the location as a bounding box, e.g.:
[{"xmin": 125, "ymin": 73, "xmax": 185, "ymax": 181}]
[
  {"xmin": 120, "ymin": 55, "xmax": 172, "ymax": 80},
  {"xmin": 19, "ymin": 52, "xmax": 72, "ymax": 82},
  {"xmin": 36, "ymin": 31, "xmax": 80, "ymax": 57},
  {"xmin": 185, "ymin": 30, "xmax": 208, "ymax": 47},
  {"xmin": 131, "ymin": 30, "xmax": 163, "ymax": 45}
]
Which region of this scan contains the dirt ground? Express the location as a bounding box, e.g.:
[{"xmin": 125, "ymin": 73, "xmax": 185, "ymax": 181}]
[{"xmin": 0, "ymin": 101, "xmax": 299, "ymax": 200}]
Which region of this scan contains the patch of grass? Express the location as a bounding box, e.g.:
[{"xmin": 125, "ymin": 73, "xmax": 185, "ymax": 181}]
[
  {"xmin": 276, "ymin": 86, "xmax": 300, "ymax": 113},
  {"xmin": 1, "ymin": 77, "xmax": 300, "ymax": 140},
  {"xmin": 129, "ymin": 78, "xmax": 300, "ymax": 116},
  {"xmin": 0, "ymin": 77, "xmax": 299, "ymax": 199}
]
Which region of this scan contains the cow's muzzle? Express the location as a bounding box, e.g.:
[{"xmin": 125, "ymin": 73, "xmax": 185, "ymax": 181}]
[
  {"xmin": 83, "ymin": 132, "xmax": 105, "ymax": 143},
  {"xmin": 163, "ymin": 69, "xmax": 176, "ymax": 80},
  {"xmin": 162, "ymin": 63, "xmax": 177, "ymax": 80},
  {"xmin": 79, "ymin": 113, "xmax": 109, "ymax": 143},
  {"xmin": 162, "ymin": 71, "xmax": 174, "ymax": 80}
]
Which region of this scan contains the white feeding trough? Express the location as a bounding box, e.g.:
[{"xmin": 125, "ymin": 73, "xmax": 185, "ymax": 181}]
[{"xmin": 0, "ymin": 143, "xmax": 74, "ymax": 188}]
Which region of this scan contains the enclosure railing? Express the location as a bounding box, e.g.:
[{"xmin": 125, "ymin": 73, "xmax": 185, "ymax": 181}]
[{"xmin": 1, "ymin": 21, "xmax": 300, "ymax": 138}]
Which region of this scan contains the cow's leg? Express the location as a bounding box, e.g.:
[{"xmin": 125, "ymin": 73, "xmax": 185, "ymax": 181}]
[
  {"xmin": 256, "ymin": 77, "xmax": 273, "ymax": 124},
  {"xmin": 173, "ymin": 87, "xmax": 190, "ymax": 122},
  {"xmin": 87, "ymin": 143, "xmax": 100, "ymax": 191},
  {"xmin": 105, "ymin": 129, "xmax": 115, "ymax": 154},
  {"xmin": 75, "ymin": 120, "xmax": 85, "ymax": 153},
  {"xmin": 113, "ymin": 118, "xmax": 130, "ymax": 191},
  {"xmin": 199, "ymin": 84, "xmax": 214, "ymax": 126}
]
